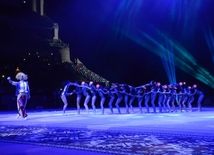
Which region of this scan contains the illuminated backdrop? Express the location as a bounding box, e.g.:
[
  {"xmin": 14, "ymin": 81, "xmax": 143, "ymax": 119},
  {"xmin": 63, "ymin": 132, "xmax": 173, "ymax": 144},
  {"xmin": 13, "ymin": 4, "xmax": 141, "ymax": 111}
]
[{"xmin": 44, "ymin": 0, "xmax": 214, "ymax": 93}]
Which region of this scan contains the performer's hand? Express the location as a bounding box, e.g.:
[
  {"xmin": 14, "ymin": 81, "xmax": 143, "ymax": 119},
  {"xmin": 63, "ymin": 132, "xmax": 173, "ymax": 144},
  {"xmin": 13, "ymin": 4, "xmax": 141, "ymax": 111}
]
[{"xmin": 7, "ymin": 77, "xmax": 11, "ymax": 80}]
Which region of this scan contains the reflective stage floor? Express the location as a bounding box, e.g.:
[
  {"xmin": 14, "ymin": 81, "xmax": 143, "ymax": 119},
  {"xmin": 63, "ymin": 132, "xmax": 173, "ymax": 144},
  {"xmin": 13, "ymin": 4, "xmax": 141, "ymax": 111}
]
[{"xmin": 0, "ymin": 107, "xmax": 214, "ymax": 155}]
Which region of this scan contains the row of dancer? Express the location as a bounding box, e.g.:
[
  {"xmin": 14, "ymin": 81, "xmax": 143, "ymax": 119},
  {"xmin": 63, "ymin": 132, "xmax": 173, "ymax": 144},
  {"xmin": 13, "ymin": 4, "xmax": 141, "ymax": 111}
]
[
  {"xmin": 61, "ymin": 80, "xmax": 204, "ymax": 114},
  {"xmin": 117, "ymin": 81, "xmax": 204, "ymax": 113},
  {"xmin": 61, "ymin": 81, "xmax": 109, "ymax": 115}
]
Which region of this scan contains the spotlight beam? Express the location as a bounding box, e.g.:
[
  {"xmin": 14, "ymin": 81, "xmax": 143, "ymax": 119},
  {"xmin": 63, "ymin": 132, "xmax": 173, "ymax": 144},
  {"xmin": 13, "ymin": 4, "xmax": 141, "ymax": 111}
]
[{"xmin": 126, "ymin": 28, "xmax": 214, "ymax": 88}]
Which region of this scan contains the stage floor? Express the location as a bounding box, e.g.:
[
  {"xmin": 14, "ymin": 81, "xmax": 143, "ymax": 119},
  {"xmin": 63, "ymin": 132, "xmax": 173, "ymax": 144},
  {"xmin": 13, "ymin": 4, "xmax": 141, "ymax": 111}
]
[{"xmin": 0, "ymin": 107, "xmax": 214, "ymax": 155}]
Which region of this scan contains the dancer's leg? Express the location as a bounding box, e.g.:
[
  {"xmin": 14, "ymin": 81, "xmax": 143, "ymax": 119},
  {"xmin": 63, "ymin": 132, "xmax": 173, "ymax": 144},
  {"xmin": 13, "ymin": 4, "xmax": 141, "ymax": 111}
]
[
  {"xmin": 61, "ymin": 95, "xmax": 68, "ymax": 114},
  {"xmin": 108, "ymin": 97, "xmax": 115, "ymax": 113},
  {"xmin": 115, "ymin": 97, "xmax": 123, "ymax": 114},
  {"xmin": 100, "ymin": 97, "xmax": 106, "ymax": 114},
  {"xmin": 84, "ymin": 95, "xmax": 90, "ymax": 114},
  {"xmin": 91, "ymin": 95, "xmax": 97, "ymax": 114}
]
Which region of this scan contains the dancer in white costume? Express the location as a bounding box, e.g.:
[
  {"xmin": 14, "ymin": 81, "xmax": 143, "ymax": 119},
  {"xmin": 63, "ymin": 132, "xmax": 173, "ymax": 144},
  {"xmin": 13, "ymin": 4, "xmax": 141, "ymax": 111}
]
[{"xmin": 7, "ymin": 72, "xmax": 30, "ymax": 119}]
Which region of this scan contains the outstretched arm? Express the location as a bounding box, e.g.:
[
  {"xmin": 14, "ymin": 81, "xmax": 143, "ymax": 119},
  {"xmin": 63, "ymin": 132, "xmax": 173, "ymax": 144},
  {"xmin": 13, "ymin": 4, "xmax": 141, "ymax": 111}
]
[
  {"xmin": 73, "ymin": 83, "xmax": 91, "ymax": 90},
  {"xmin": 189, "ymin": 89, "xmax": 197, "ymax": 96},
  {"xmin": 144, "ymin": 91, "xmax": 152, "ymax": 95},
  {"xmin": 7, "ymin": 77, "xmax": 18, "ymax": 86},
  {"xmin": 97, "ymin": 88, "xmax": 108, "ymax": 94},
  {"xmin": 66, "ymin": 92, "xmax": 73, "ymax": 96}
]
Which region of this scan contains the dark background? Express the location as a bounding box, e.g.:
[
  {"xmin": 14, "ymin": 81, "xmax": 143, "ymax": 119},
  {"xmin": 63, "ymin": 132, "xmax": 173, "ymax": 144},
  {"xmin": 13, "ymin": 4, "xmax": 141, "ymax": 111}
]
[
  {"xmin": 44, "ymin": 0, "xmax": 214, "ymax": 87},
  {"xmin": 1, "ymin": 0, "xmax": 214, "ymax": 110}
]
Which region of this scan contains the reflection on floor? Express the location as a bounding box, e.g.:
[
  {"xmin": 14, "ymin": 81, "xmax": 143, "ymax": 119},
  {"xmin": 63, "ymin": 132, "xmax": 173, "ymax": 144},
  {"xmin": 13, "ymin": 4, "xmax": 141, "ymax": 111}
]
[{"xmin": 0, "ymin": 107, "xmax": 214, "ymax": 155}]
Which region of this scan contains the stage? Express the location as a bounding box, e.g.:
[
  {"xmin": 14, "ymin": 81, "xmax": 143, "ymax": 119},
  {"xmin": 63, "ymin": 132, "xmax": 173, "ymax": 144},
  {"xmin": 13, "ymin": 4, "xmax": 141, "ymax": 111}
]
[{"xmin": 0, "ymin": 107, "xmax": 214, "ymax": 155}]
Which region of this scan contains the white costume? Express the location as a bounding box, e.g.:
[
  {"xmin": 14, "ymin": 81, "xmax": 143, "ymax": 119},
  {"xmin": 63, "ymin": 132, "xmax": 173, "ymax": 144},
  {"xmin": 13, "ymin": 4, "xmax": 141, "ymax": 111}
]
[{"xmin": 7, "ymin": 72, "xmax": 30, "ymax": 119}]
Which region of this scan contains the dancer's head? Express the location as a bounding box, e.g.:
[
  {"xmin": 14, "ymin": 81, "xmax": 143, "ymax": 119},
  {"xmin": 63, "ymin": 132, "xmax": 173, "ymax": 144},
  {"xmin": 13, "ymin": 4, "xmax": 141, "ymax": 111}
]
[
  {"xmin": 15, "ymin": 72, "xmax": 28, "ymax": 81},
  {"xmin": 157, "ymin": 82, "xmax": 161, "ymax": 86},
  {"xmin": 113, "ymin": 83, "xmax": 119, "ymax": 88},
  {"xmin": 89, "ymin": 81, "xmax": 94, "ymax": 86},
  {"xmin": 193, "ymin": 84, "xmax": 197, "ymax": 88},
  {"xmin": 150, "ymin": 80, "xmax": 156, "ymax": 85},
  {"xmin": 81, "ymin": 81, "xmax": 85, "ymax": 85},
  {"xmin": 96, "ymin": 84, "xmax": 100, "ymax": 88}
]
